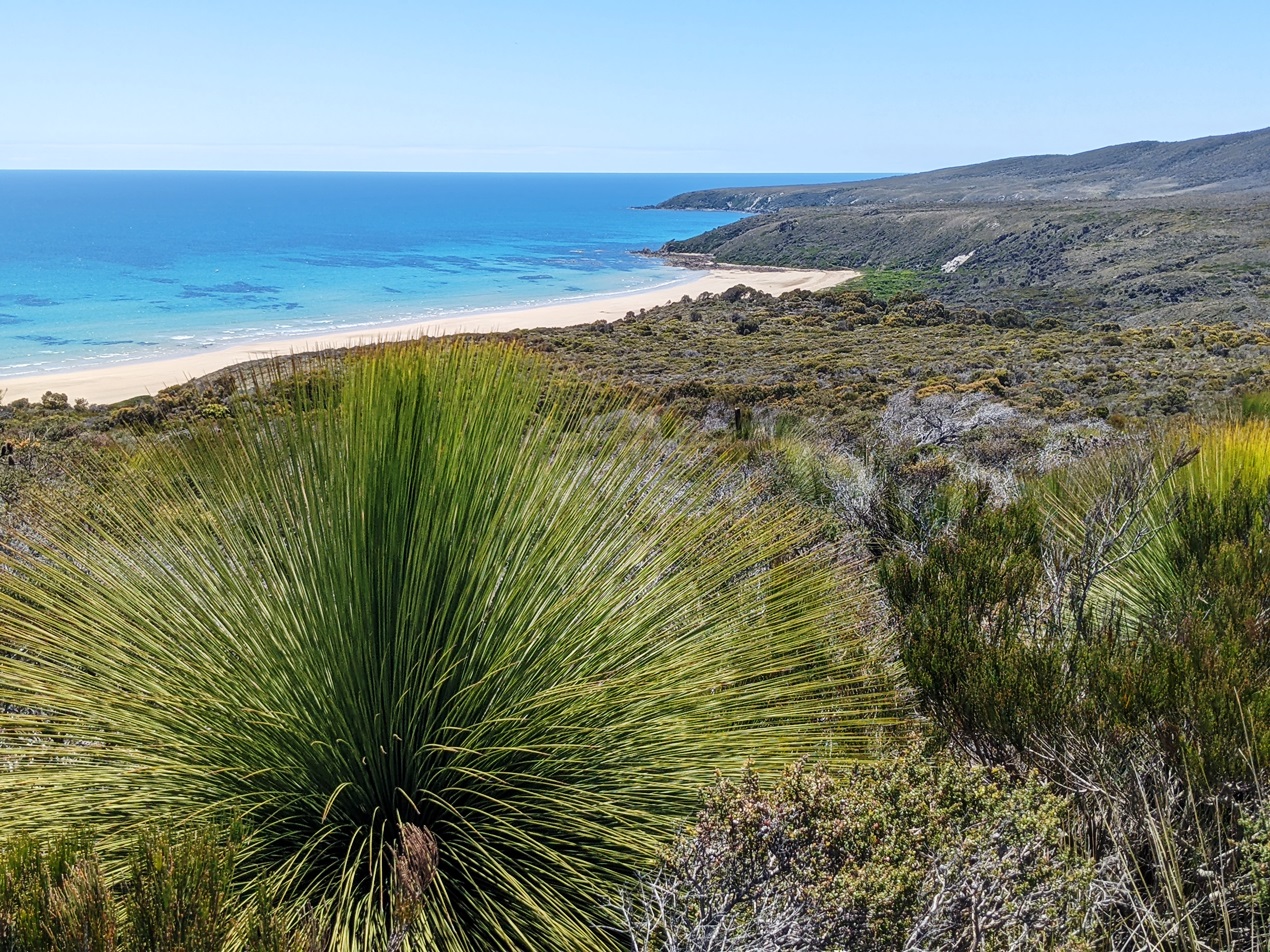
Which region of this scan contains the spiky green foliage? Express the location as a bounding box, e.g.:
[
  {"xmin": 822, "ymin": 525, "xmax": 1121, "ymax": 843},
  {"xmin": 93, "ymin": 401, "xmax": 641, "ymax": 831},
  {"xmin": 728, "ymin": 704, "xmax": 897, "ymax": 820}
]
[
  {"xmin": 0, "ymin": 342, "xmax": 888, "ymax": 950},
  {"xmin": 1039, "ymin": 420, "xmax": 1270, "ymax": 620}
]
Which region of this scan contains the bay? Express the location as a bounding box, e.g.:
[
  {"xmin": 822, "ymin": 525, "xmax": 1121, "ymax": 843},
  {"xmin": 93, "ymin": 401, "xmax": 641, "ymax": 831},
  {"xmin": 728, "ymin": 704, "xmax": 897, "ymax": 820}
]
[{"xmin": 0, "ymin": 172, "xmax": 880, "ymax": 377}]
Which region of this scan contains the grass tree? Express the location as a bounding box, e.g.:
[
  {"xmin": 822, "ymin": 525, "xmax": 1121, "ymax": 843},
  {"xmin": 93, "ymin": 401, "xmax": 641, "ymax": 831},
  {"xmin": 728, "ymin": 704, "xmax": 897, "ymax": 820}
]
[
  {"xmin": 0, "ymin": 342, "xmax": 889, "ymax": 950},
  {"xmin": 1037, "ymin": 418, "xmax": 1270, "ymax": 623}
]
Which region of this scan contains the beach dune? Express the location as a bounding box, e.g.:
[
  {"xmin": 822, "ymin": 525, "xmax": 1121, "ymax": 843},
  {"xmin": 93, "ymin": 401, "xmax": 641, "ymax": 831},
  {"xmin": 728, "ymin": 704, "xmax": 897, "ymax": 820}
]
[{"xmin": 0, "ymin": 266, "xmax": 858, "ymax": 405}]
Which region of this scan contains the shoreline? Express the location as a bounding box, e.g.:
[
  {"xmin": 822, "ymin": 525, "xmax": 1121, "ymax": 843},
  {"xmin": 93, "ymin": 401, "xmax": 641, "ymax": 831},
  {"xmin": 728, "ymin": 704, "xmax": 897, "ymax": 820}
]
[{"xmin": 0, "ymin": 265, "xmax": 858, "ymax": 405}]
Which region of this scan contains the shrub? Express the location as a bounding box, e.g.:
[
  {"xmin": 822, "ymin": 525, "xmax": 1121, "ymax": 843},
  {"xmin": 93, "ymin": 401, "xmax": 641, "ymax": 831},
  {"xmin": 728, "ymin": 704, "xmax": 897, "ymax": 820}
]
[
  {"xmin": 0, "ymin": 832, "xmax": 113, "ymax": 951},
  {"xmin": 989, "ymin": 307, "xmax": 1030, "ymax": 329},
  {"xmin": 850, "ymin": 270, "xmax": 928, "ymax": 303},
  {"xmin": 886, "ymin": 429, "xmax": 1270, "ymax": 784},
  {"xmin": 624, "ymin": 751, "xmax": 1094, "ymax": 951},
  {"xmin": 1241, "ymin": 799, "xmax": 1270, "ymax": 917},
  {"xmin": 125, "ymin": 826, "xmax": 239, "ymax": 952},
  {"xmin": 878, "ymin": 491, "xmax": 1061, "ymax": 760},
  {"xmin": 1243, "ymin": 391, "xmax": 1270, "ymax": 419},
  {"xmin": 265, "ymin": 365, "xmax": 341, "ymax": 410},
  {"xmin": 1139, "ymin": 475, "xmax": 1270, "ymax": 779},
  {"xmin": 107, "ymin": 401, "xmax": 165, "ymax": 429},
  {"xmin": 0, "ymin": 342, "xmax": 890, "ymax": 950},
  {"xmin": 0, "ymin": 826, "xmax": 325, "ymax": 951}
]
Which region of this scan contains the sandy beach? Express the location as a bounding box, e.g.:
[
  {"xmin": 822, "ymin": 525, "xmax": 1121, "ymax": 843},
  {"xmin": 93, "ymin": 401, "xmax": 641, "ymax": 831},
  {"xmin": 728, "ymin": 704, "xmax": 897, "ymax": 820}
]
[{"xmin": 0, "ymin": 266, "xmax": 858, "ymax": 405}]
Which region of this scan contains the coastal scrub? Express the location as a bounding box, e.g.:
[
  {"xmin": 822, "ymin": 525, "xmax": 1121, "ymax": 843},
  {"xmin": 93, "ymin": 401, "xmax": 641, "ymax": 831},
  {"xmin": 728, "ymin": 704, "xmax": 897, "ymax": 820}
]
[{"xmin": 0, "ymin": 342, "xmax": 890, "ymax": 950}]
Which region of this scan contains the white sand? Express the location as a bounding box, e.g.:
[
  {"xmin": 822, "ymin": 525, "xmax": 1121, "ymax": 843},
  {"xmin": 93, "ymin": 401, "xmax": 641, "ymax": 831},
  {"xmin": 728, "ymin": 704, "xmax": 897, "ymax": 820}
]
[{"xmin": 0, "ymin": 266, "xmax": 858, "ymax": 405}]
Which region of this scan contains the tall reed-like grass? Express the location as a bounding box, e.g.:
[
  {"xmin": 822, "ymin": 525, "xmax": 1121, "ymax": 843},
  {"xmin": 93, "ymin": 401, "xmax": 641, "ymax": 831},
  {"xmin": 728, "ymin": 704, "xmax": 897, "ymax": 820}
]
[
  {"xmin": 1037, "ymin": 418, "xmax": 1270, "ymax": 622},
  {"xmin": 1242, "ymin": 392, "xmax": 1270, "ymax": 421},
  {"xmin": 0, "ymin": 342, "xmax": 889, "ymax": 949}
]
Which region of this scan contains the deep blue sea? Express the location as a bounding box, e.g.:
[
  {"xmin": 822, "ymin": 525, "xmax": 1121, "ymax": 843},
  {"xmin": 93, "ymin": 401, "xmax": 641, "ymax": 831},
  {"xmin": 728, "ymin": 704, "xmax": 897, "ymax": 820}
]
[{"xmin": 0, "ymin": 172, "xmax": 880, "ymax": 378}]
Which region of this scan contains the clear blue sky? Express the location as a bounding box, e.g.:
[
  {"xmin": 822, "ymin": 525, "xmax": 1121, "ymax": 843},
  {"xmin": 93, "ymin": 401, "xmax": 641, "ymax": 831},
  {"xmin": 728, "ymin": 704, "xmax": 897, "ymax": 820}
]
[{"xmin": 2, "ymin": 0, "xmax": 1267, "ymax": 173}]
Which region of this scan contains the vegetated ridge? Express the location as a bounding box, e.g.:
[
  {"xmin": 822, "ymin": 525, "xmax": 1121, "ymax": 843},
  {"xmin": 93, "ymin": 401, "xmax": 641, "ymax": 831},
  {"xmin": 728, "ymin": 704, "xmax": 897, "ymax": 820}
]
[
  {"xmin": 658, "ymin": 196, "xmax": 1270, "ymax": 327},
  {"xmin": 650, "ymin": 127, "xmax": 1270, "ymax": 329},
  {"xmin": 655, "ymin": 126, "xmax": 1270, "ymax": 210}
]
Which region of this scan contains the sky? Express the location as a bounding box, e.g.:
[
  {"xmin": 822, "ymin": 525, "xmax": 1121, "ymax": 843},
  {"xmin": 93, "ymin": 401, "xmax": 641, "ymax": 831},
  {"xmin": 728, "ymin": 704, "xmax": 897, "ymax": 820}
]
[{"xmin": 1, "ymin": 0, "xmax": 1267, "ymax": 174}]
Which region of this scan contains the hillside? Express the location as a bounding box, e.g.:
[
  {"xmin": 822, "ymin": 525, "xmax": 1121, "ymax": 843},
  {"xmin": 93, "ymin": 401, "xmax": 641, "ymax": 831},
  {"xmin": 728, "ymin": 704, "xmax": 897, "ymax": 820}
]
[
  {"xmin": 660, "ymin": 196, "xmax": 1270, "ymax": 327},
  {"xmin": 655, "ymin": 127, "xmax": 1270, "ymax": 210}
]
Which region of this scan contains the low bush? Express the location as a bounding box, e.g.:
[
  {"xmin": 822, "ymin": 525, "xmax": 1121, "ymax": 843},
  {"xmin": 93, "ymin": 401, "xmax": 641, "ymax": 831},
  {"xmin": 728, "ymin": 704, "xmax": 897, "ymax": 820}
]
[
  {"xmin": 0, "ymin": 826, "xmax": 303, "ymax": 952},
  {"xmin": 881, "ymin": 425, "xmax": 1270, "ymax": 785},
  {"xmin": 624, "ymin": 750, "xmax": 1094, "ymax": 952},
  {"xmin": 125, "ymin": 825, "xmax": 239, "ymax": 952},
  {"xmin": 878, "ymin": 490, "xmax": 1058, "ymax": 762}
]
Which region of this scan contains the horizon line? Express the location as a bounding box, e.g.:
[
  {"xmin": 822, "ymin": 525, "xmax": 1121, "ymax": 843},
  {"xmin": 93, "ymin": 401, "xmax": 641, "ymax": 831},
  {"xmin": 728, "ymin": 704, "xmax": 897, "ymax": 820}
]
[{"xmin": 0, "ymin": 168, "xmax": 904, "ymax": 175}]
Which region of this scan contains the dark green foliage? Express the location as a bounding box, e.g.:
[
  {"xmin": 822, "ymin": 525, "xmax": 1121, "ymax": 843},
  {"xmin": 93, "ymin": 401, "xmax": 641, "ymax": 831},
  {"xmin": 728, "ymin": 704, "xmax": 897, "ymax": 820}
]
[
  {"xmin": 717, "ymin": 283, "xmax": 770, "ymax": 304},
  {"xmin": 107, "ymin": 402, "xmax": 165, "ymax": 429},
  {"xmin": 990, "ymin": 306, "xmax": 1031, "ymax": 328},
  {"xmin": 0, "ymin": 832, "xmax": 113, "ymax": 952},
  {"xmin": 879, "ymin": 455, "xmax": 1270, "ymax": 784},
  {"xmin": 125, "ymin": 826, "xmax": 238, "ymax": 952},
  {"xmin": 1156, "ymin": 384, "xmax": 1193, "ymax": 415},
  {"xmin": 1243, "ymin": 391, "xmax": 1270, "ymax": 419},
  {"xmin": 1144, "ymin": 477, "xmax": 1270, "ymax": 779},
  {"xmin": 263, "ymin": 364, "xmax": 341, "ymax": 411},
  {"xmin": 0, "ymin": 828, "xmax": 235, "ymax": 952},
  {"xmin": 878, "ymin": 491, "xmax": 1062, "ymax": 759},
  {"xmin": 852, "ymin": 269, "xmax": 930, "ymax": 302},
  {"xmin": 860, "ymin": 443, "xmax": 1270, "ymax": 946},
  {"xmin": 0, "ymin": 828, "xmax": 328, "ymax": 952}
]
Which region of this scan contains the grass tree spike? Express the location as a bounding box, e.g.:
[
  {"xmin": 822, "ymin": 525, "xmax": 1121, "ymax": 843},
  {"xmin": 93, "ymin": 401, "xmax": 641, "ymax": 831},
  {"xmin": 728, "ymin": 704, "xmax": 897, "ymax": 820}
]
[{"xmin": 0, "ymin": 341, "xmax": 890, "ymax": 950}]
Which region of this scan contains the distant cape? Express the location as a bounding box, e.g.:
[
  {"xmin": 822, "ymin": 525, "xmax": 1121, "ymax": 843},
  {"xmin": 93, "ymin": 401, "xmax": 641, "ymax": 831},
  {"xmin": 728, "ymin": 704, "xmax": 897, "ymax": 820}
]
[{"xmin": 656, "ymin": 127, "xmax": 1270, "ymax": 210}]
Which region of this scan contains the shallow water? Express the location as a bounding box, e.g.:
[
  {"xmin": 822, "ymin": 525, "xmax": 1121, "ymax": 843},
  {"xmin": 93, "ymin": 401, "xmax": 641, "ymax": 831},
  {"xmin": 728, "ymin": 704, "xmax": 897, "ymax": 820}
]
[{"xmin": 0, "ymin": 172, "xmax": 878, "ymax": 377}]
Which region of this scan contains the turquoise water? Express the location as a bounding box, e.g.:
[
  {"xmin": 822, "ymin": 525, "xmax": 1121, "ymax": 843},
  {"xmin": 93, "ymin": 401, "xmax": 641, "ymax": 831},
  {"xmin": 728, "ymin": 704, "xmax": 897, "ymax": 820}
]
[{"xmin": 0, "ymin": 172, "xmax": 879, "ymax": 378}]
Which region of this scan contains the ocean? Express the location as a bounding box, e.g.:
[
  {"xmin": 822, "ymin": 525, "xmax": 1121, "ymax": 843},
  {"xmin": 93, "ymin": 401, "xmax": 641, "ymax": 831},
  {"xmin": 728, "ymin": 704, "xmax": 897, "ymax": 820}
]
[{"xmin": 0, "ymin": 172, "xmax": 879, "ymax": 379}]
